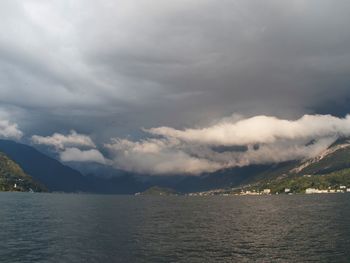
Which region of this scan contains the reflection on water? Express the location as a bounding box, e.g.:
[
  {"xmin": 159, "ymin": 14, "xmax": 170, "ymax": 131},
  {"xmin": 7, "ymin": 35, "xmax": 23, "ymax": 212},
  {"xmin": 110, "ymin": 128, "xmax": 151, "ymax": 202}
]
[{"xmin": 0, "ymin": 193, "xmax": 349, "ymax": 262}]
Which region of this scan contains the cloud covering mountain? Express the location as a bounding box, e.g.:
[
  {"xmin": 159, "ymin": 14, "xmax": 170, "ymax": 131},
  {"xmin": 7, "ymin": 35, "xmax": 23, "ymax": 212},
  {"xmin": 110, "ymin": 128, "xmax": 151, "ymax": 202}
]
[
  {"xmin": 105, "ymin": 114, "xmax": 350, "ymax": 175},
  {"xmin": 2, "ymin": 113, "xmax": 350, "ymax": 175},
  {"xmin": 60, "ymin": 148, "xmax": 107, "ymax": 165}
]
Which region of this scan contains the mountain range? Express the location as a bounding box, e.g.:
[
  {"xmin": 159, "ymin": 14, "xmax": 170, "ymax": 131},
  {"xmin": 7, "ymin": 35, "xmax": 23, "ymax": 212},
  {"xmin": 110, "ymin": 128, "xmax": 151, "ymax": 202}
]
[
  {"xmin": 0, "ymin": 140, "xmax": 148, "ymax": 193},
  {"xmin": 0, "ymin": 138, "xmax": 350, "ymax": 194}
]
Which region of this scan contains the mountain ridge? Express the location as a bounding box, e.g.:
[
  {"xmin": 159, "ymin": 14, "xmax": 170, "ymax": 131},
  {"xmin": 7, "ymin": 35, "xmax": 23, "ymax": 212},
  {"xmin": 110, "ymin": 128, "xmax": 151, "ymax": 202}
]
[
  {"xmin": 0, "ymin": 139, "xmax": 151, "ymax": 194},
  {"xmin": 224, "ymin": 138, "xmax": 350, "ymax": 193},
  {"xmin": 0, "ymin": 151, "xmax": 46, "ymax": 192}
]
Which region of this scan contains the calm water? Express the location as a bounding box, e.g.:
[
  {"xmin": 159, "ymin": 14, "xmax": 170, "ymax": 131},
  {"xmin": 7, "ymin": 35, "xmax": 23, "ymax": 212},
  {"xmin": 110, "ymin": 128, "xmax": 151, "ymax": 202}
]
[{"xmin": 0, "ymin": 193, "xmax": 350, "ymax": 262}]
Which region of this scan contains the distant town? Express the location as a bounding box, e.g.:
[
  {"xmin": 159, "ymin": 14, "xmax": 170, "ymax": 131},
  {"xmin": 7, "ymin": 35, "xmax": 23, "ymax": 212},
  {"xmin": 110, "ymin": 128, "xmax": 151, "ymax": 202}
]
[
  {"xmin": 187, "ymin": 186, "xmax": 350, "ymax": 196},
  {"xmin": 135, "ymin": 184, "xmax": 350, "ymax": 197}
]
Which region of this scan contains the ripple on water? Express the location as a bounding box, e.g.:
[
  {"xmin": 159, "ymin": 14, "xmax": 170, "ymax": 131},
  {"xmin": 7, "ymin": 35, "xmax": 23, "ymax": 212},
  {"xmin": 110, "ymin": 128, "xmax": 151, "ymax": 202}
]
[{"xmin": 0, "ymin": 193, "xmax": 349, "ymax": 262}]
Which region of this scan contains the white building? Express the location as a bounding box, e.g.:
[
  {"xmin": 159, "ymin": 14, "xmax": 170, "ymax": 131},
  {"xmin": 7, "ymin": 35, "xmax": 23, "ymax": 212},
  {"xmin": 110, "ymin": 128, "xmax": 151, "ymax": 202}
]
[
  {"xmin": 263, "ymin": 189, "xmax": 271, "ymax": 194},
  {"xmin": 305, "ymin": 188, "xmax": 317, "ymax": 194},
  {"xmin": 305, "ymin": 188, "xmax": 328, "ymax": 194}
]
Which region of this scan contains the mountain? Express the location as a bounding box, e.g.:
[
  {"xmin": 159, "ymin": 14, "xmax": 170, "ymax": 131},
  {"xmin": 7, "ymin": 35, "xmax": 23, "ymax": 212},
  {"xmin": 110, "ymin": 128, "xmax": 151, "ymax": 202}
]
[
  {"xmin": 64, "ymin": 162, "xmax": 129, "ymax": 179},
  {"xmin": 290, "ymin": 139, "xmax": 350, "ymax": 176},
  {"xmin": 1, "ymin": 138, "xmax": 350, "ymax": 194},
  {"xmin": 228, "ymin": 138, "xmax": 350, "ymax": 193},
  {"xmin": 174, "ymin": 164, "xmax": 275, "ymax": 193},
  {"xmin": 0, "ymin": 152, "xmax": 46, "ymax": 192},
  {"xmin": 138, "ymin": 186, "xmax": 179, "ymax": 196},
  {"xmin": 0, "ymin": 139, "xmax": 272, "ymax": 194},
  {"xmin": 252, "ymin": 168, "xmax": 350, "ymax": 194},
  {"xmin": 0, "ymin": 140, "xmax": 150, "ymax": 194},
  {"xmin": 267, "ymin": 138, "xmax": 350, "ymax": 179},
  {"xmin": 0, "ymin": 140, "xmax": 92, "ymax": 192}
]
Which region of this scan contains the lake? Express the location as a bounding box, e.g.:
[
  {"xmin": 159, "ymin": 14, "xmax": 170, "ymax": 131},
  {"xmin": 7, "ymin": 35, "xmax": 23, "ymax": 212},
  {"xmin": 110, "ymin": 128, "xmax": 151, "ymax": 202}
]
[{"xmin": 0, "ymin": 192, "xmax": 350, "ymax": 262}]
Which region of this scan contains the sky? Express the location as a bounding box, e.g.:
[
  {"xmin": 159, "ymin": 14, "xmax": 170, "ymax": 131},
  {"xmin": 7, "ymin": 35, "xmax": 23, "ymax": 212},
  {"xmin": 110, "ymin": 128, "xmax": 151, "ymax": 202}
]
[{"xmin": 1, "ymin": 0, "xmax": 350, "ymax": 175}]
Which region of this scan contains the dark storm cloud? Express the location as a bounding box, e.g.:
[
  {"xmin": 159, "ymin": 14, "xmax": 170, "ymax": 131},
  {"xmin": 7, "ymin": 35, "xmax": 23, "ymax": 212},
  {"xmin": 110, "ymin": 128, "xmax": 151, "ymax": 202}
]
[{"xmin": 1, "ymin": 0, "xmax": 350, "ymax": 138}]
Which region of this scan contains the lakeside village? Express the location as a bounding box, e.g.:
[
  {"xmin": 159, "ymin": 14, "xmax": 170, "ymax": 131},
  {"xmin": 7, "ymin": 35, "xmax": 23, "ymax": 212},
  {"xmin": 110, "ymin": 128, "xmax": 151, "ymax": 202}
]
[
  {"xmin": 138, "ymin": 171, "xmax": 350, "ymax": 196},
  {"xmin": 189, "ymin": 171, "xmax": 350, "ymax": 196},
  {"xmin": 188, "ymin": 186, "xmax": 350, "ymax": 196}
]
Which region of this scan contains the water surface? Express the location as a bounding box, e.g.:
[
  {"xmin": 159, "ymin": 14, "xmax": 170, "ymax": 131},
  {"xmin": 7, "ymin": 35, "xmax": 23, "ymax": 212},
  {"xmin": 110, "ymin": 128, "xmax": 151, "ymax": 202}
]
[{"xmin": 0, "ymin": 193, "xmax": 349, "ymax": 262}]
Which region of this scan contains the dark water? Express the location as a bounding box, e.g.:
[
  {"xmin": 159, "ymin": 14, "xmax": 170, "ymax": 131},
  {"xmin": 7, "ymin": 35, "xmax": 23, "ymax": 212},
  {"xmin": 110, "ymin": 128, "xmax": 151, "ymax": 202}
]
[{"xmin": 1, "ymin": 193, "xmax": 350, "ymax": 262}]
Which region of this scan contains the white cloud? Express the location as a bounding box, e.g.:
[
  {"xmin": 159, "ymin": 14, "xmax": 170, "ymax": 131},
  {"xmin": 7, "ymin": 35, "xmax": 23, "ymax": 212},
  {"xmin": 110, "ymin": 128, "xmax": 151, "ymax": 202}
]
[
  {"xmin": 31, "ymin": 130, "xmax": 105, "ymax": 164},
  {"xmin": 105, "ymin": 114, "xmax": 350, "ymax": 175},
  {"xmin": 60, "ymin": 147, "xmax": 107, "ymax": 164},
  {"xmin": 148, "ymin": 114, "xmax": 350, "ymax": 145},
  {"xmin": 0, "ymin": 119, "xmax": 23, "ymax": 140},
  {"xmin": 31, "ymin": 130, "xmax": 96, "ymax": 149},
  {"xmin": 105, "ymin": 138, "xmax": 221, "ymax": 175}
]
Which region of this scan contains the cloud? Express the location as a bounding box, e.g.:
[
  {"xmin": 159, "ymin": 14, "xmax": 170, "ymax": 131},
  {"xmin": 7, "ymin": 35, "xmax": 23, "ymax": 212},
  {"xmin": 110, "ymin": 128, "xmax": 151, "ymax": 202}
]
[
  {"xmin": 2, "ymin": 1, "xmax": 350, "ymax": 177},
  {"xmin": 106, "ymin": 114, "xmax": 350, "ymax": 175},
  {"xmin": 31, "ymin": 130, "xmax": 108, "ymax": 164},
  {"xmin": 31, "ymin": 130, "xmax": 96, "ymax": 150},
  {"xmin": 105, "ymin": 138, "xmax": 221, "ymax": 175},
  {"xmin": 60, "ymin": 147, "xmax": 107, "ymax": 164},
  {"xmin": 0, "ymin": 118, "xmax": 23, "ymax": 140},
  {"xmin": 148, "ymin": 114, "xmax": 350, "ymax": 145},
  {"xmin": 1, "ymin": 0, "xmax": 350, "ymax": 141}
]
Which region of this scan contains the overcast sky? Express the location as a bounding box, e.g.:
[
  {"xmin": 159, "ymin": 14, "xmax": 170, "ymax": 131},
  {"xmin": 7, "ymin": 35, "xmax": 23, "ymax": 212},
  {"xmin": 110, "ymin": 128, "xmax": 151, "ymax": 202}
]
[{"xmin": 1, "ymin": 0, "xmax": 350, "ymax": 174}]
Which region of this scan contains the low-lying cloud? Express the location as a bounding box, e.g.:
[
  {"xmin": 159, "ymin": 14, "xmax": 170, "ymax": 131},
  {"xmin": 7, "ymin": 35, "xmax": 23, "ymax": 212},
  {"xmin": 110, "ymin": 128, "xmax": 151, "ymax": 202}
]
[
  {"xmin": 31, "ymin": 130, "xmax": 96, "ymax": 150},
  {"xmin": 31, "ymin": 130, "xmax": 107, "ymax": 164},
  {"xmin": 148, "ymin": 115, "xmax": 350, "ymax": 145},
  {"xmin": 60, "ymin": 147, "xmax": 107, "ymax": 165},
  {"xmin": 105, "ymin": 114, "xmax": 350, "ymax": 175},
  {"xmin": 105, "ymin": 138, "xmax": 222, "ymax": 175},
  {"xmin": 0, "ymin": 118, "xmax": 23, "ymax": 140}
]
